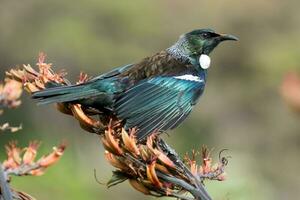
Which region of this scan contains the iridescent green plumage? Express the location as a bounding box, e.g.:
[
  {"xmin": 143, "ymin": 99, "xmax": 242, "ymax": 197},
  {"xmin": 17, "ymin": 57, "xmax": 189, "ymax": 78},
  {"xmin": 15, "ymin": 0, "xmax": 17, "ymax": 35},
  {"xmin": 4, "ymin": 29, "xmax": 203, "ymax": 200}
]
[{"xmin": 32, "ymin": 29, "xmax": 238, "ymax": 140}]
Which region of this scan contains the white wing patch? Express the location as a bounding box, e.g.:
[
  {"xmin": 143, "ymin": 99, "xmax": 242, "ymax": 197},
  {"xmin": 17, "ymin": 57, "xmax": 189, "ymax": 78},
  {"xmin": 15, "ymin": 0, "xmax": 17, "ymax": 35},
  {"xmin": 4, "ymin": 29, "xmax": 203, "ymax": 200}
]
[{"xmin": 174, "ymin": 74, "xmax": 203, "ymax": 82}]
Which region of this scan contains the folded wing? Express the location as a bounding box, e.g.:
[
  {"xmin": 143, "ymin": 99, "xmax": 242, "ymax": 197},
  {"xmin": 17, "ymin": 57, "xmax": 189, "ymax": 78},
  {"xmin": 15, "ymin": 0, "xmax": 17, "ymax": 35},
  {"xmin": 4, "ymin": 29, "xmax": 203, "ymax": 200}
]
[{"xmin": 115, "ymin": 75, "xmax": 205, "ymax": 140}]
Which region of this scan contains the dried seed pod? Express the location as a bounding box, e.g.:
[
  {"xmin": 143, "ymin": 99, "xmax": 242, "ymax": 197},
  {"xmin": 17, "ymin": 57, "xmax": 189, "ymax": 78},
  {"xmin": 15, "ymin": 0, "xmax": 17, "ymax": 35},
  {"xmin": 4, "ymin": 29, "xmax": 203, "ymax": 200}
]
[
  {"xmin": 24, "ymin": 82, "xmax": 40, "ymax": 93},
  {"xmin": 146, "ymin": 161, "xmax": 162, "ymax": 188},
  {"xmin": 146, "ymin": 136, "xmax": 175, "ymax": 168},
  {"xmin": 154, "ymin": 163, "xmax": 170, "ymax": 174},
  {"xmin": 129, "ymin": 179, "xmax": 151, "ymax": 195},
  {"xmin": 139, "ymin": 145, "xmax": 152, "ymax": 161},
  {"xmin": 23, "ymin": 64, "xmax": 39, "ymax": 76},
  {"xmin": 55, "ymin": 103, "xmax": 73, "ymax": 115},
  {"xmin": 152, "ymin": 148, "xmax": 175, "ymax": 169},
  {"xmin": 104, "ymin": 151, "xmax": 128, "ymax": 171},
  {"xmin": 101, "ymin": 137, "xmax": 115, "ymax": 153}
]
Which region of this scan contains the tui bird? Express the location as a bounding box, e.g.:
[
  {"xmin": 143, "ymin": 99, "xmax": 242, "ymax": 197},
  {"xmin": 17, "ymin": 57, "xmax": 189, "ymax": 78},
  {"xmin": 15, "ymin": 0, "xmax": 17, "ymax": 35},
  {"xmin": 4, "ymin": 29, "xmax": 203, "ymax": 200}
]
[{"xmin": 32, "ymin": 29, "xmax": 238, "ymax": 141}]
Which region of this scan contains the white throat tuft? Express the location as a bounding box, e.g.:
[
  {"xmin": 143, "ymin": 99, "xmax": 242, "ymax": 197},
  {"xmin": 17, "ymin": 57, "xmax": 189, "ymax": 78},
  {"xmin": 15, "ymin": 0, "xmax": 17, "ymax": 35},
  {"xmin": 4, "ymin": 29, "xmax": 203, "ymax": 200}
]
[{"xmin": 199, "ymin": 54, "xmax": 211, "ymax": 69}]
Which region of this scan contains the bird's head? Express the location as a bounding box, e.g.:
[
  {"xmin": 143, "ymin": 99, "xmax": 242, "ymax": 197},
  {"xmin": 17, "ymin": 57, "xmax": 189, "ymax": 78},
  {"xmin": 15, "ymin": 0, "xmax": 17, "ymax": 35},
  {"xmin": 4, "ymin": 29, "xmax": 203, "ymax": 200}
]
[
  {"xmin": 182, "ymin": 29, "xmax": 238, "ymax": 55},
  {"xmin": 169, "ymin": 29, "xmax": 238, "ymax": 64}
]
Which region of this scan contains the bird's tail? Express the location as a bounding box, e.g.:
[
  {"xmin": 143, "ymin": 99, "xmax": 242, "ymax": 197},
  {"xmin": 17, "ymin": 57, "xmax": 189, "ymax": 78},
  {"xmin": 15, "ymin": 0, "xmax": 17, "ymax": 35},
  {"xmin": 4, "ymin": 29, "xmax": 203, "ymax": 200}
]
[{"xmin": 32, "ymin": 83, "xmax": 99, "ymax": 105}]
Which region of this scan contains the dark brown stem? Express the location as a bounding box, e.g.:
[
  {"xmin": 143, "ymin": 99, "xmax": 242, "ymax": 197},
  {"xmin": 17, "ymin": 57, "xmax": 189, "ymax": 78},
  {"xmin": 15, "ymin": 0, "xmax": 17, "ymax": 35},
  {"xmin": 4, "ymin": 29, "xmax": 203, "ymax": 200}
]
[
  {"xmin": 5, "ymin": 163, "xmax": 40, "ymax": 177},
  {"xmin": 157, "ymin": 138, "xmax": 212, "ymax": 200},
  {"xmin": 0, "ymin": 163, "xmax": 13, "ymax": 200}
]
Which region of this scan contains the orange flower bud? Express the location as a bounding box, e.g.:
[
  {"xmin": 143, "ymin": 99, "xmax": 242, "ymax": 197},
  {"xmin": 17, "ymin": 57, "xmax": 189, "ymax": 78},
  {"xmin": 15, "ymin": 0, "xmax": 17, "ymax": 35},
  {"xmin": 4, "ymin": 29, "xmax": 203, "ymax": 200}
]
[
  {"xmin": 146, "ymin": 135, "xmax": 154, "ymax": 149},
  {"xmin": 104, "ymin": 127, "xmax": 123, "ymax": 155},
  {"xmin": 146, "ymin": 161, "xmax": 162, "ymax": 188},
  {"xmin": 30, "ymin": 168, "xmax": 45, "ymax": 176},
  {"xmin": 2, "ymin": 158, "xmax": 18, "ymax": 170},
  {"xmin": 146, "ymin": 135, "xmax": 175, "ymax": 169},
  {"xmin": 77, "ymin": 72, "xmax": 89, "ymax": 84},
  {"xmin": 121, "ymin": 128, "xmax": 139, "ymax": 156},
  {"xmin": 104, "ymin": 151, "xmax": 128, "ymax": 171},
  {"xmin": 71, "ymin": 104, "xmax": 103, "ymax": 131},
  {"xmin": 34, "ymin": 79, "xmax": 46, "ymax": 89},
  {"xmin": 202, "ymin": 158, "xmax": 212, "ymax": 174},
  {"xmin": 38, "ymin": 143, "xmax": 66, "ymax": 167},
  {"xmin": 6, "ymin": 69, "xmax": 24, "ymax": 82},
  {"xmin": 101, "ymin": 137, "xmax": 115, "ymax": 153},
  {"xmin": 23, "ymin": 141, "xmax": 40, "ymax": 165},
  {"xmin": 201, "ymin": 146, "xmax": 212, "ymax": 174},
  {"xmin": 38, "ymin": 52, "xmax": 46, "ymax": 65},
  {"xmin": 23, "ymin": 64, "xmax": 39, "ymax": 76},
  {"xmin": 152, "ymin": 149, "xmax": 175, "ymax": 169},
  {"xmin": 3, "ymin": 141, "xmax": 21, "ymax": 169},
  {"xmin": 190, "ymin": 161, "xmax": 198, "ymax": 176}
]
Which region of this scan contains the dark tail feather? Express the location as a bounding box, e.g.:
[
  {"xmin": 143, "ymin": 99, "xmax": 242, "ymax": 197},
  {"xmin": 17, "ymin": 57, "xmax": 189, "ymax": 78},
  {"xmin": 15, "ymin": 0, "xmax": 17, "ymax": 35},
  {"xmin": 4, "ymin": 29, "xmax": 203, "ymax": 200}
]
[{"xmin": 32, "ymin": 84, "xmax": 99, "ymax": 105}]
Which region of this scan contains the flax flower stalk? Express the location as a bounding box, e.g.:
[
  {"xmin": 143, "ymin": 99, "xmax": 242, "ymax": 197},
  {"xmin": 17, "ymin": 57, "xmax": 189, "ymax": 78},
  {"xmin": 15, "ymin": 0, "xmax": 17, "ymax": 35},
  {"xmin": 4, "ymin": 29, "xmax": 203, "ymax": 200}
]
[{"xmin": 6, "ymin": 53, "xmax": 230, "ymax": 200}]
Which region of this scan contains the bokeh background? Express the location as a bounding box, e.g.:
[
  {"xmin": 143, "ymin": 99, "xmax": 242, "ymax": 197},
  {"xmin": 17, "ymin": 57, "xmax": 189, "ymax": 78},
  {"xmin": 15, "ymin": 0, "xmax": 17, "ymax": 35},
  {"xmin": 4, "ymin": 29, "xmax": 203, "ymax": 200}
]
[{"xmin": 1, "ymin": 0, "xmax": 300, "ymax": 199}]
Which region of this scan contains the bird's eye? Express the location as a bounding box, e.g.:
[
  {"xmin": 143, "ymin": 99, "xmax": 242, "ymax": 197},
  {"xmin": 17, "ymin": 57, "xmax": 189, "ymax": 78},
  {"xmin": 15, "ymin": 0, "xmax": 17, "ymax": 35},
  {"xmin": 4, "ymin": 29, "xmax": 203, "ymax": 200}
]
[{"xmin": 201, "ymin": 32, "xmax": 210, "ymax": 38}]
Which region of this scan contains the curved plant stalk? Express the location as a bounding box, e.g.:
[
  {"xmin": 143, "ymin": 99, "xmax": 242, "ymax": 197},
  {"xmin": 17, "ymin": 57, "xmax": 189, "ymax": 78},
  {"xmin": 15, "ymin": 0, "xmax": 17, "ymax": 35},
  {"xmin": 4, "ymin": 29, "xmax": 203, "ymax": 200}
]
[
  {"xmin": 0, "ymin": 163, "xmax": 13, "ymax": 200},
  {"xmin": 6, "ymin": 53, "xmax": 230, "ymax": 200},
  {"xmin": 0, "ymin": 141, "xmax": 66, "ymax": 200}
]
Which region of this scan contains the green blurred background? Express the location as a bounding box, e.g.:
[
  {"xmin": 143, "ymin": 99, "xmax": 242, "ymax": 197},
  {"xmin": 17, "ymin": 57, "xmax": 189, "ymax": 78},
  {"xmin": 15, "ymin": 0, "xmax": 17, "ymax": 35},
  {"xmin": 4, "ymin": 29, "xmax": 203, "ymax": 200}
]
[{"xmin": 1, "ymin": 0, "xmax": 300, "ymax": 199}]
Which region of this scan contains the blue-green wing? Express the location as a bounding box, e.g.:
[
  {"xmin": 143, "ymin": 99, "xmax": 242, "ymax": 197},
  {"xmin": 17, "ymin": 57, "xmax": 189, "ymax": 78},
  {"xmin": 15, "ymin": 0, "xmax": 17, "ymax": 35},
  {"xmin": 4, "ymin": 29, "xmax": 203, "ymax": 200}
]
[
  {"xmin": 91, "ymin": 64, "xmax": 133, "ymax": 80},
  {"xmin": 115, "ymin": 76, "xmax": 205, "ymax": 140}
]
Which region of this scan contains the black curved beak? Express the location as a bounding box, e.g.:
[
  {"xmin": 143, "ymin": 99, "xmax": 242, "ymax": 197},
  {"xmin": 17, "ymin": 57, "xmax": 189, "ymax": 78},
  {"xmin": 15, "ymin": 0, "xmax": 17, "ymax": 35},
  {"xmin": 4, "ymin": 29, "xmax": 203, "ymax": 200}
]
[{"xmin": 219, "ymin": 34, "xmax": 239, "ymax": 41}]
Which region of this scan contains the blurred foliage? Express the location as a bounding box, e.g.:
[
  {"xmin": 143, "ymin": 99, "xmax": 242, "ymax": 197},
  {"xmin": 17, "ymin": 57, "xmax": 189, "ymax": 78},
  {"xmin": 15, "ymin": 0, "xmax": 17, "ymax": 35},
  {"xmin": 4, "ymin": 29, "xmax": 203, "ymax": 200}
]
[{"xmin": 1, "ymin": 0, "xmax": 300, "ymax": 199}]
